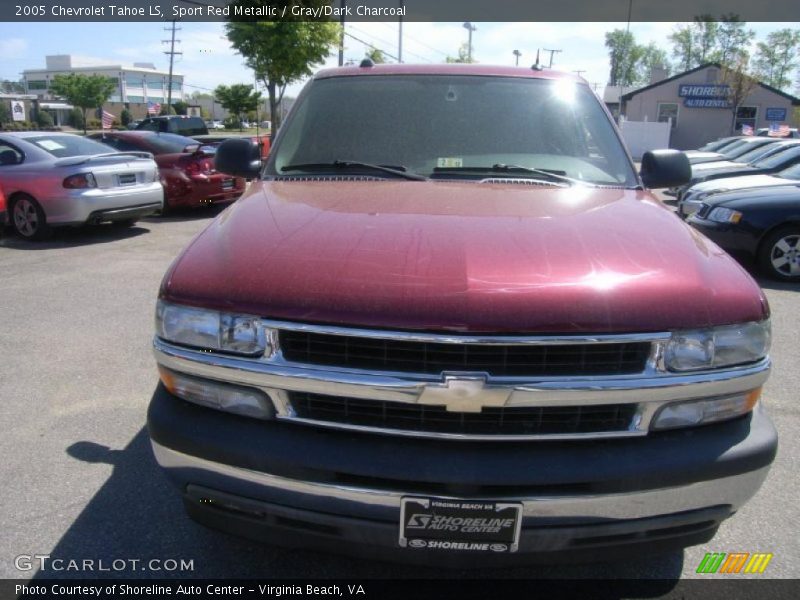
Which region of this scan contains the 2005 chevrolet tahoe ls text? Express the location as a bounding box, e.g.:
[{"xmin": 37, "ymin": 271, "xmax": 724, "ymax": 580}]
[{"xmin": 147, "ymin": 63, "xmax": 777, "ymax": 566}]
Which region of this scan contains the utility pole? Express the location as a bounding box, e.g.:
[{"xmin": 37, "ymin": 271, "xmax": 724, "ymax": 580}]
[
  {"xmin": 398, "ymin": 1, "xmax": 403, "ymax": 63},
  {"xmin": 513, "ymin": 49, "xmax": 522, "ymax": 66},
  {"xmin": 338, "ymin": 0, "xmax": 346, "ymax": 66},
  {"xmin": 463, "ymin": 22, "xmax": 476, "ymax": 63},
  {"xmin": 163, "ymin": 19, "xmax": 182, "ymax": 114},
  {"xmin": 542, "ymin": 48, "xmax": 562, "ymax": 68}
]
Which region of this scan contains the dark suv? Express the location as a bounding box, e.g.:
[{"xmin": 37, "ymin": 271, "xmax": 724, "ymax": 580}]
[{"xmin": 135, "ymin": 115, "xmax": 208, "ymax": 137}]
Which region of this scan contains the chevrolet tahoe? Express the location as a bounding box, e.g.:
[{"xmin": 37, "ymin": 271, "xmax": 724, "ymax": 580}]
[{"xmin": 147, "ymin": 64, "xmax": 777, "ymax": 565}]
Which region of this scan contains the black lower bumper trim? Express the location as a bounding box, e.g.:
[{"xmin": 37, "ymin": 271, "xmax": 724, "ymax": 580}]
[
  {"xmin": 184, "ymin": 484, "xmax": 727, "ymax": 566},
  {"xmin": 88, "ymin": 202, "xmax": 162, "ymax": 223}
]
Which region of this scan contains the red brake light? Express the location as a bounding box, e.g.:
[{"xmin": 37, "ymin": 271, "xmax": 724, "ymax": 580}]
[
  {"xmin": 63, "ymin": 173, "xmax": 97, "ymax": 189},
  {"xmin": 184, "ymin": 158, "xmax": 213, "ymax": 175}
]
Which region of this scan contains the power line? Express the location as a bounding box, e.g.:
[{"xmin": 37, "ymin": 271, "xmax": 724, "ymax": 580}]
[
  {"xmin": 343, "ymin": 31, "xmax": 399, "ymax": 62},
  {"xmin": 346, "ymin": 26, "xmax": 432, "ymax": 63},
  {"xmin": 376, "ymin": 22, "xmax": 450, "ymax": 58}
]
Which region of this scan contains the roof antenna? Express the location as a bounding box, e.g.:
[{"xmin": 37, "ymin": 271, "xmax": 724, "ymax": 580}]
[{"xmin": 532, "ymin": 49, "xmax": 543, "ymax": 71}]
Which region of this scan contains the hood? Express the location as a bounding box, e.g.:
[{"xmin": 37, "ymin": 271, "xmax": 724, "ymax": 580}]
[
  {"xmin": 703, "ymin": 184, "xmax": 800, "ymax": 209},
  {"xmin": 161, "ymin": 180, "xmax": 767, "ymax": 333},
  {"xmin": 685, "ymin": 151, "xmax": 725, "ymax": 164},
  {"xmin": 689, "ymin": 174, "xmax": 799, "ymax": 195},
  {"xmin": 691, "ymin": 160, "xmax": 746, "ymax": 173}
]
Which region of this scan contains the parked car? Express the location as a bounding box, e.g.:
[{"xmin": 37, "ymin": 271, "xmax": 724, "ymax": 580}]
[
  {"xmin": 127, "ymin": 120, "xmax": 142, "ymax": 130},
  {"xmin": 678, "ymin": 153, "xmax": 800, "ymax": 218},
  {"xmin": 677, "ymin": 142, "xmax": 800, "ymax": 200},
  {"xmin": 0, "ymin": 132, "xmax": 162, "ymax": 240},
  {"xmin": 148, "ymin": 64, "xmax": 775, "ymax": 565},
  {"xmin": 683, "ymin": 136, "xmax": 779, "ymax": 166},
  {"xmin": 136, "ymin": 115, "xmax": 270, "ymax": 160},
  {"xmin": 688, "ymin": 186, "xmax": 800, "ymax": 281},
  {"xmin": 695, "ymin": 136, "xmax": 742, "ymax": 153},
  {"xmin": 206, "ymin": 120, "xmax": 225, "ymax": 130},
  {"xmin": 88, "ymin": 131, "xmax": 245, "ymax": 212},
  {"xmin": 0, "ymin": 185, "xmax": 6, "ymax": 229}
]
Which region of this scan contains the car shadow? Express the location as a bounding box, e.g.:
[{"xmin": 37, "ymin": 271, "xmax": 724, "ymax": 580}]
[
  {"xmin": 29, "ymin": 427, "xmax": 683, "ymax": 589},
  {"xmin": 0, "ymin": 223, "xmax": 150, "ymax": 250},
  {"xmin": 755, "ymin": 276, "xmax": 800, "ymax": 292},
  {"xmin": 141, "ymin": 204, "xmax": 229, "ymax": 223}
]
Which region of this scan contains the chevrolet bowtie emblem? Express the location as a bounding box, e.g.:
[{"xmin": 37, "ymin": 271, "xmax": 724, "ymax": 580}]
[{"xmin": 417, "ymin": 374, "xmax": 511, "ymax": 413}]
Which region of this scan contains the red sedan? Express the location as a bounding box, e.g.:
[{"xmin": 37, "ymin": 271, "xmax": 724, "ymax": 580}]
[{"xmin": 88, "ymin": 131, "xmax": 245, "ymax": 212}]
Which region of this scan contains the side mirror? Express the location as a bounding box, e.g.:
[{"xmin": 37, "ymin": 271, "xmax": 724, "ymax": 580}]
[
  {"xmin": 214, "ymin": 138, "xmax": 262, "ymax": 178},
  {"xmin": 639, "ymin": 149, "xmax": 691, "ymax": 189}
]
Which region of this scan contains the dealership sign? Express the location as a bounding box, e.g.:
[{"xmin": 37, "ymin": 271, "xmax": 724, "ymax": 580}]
[
  {"xmin": 679, "ymin": 83, "xmax": 731, "ymax": 108},
  {"xmin": 765, "ymin": 107, "xmax": 787, "ymax": 121}
]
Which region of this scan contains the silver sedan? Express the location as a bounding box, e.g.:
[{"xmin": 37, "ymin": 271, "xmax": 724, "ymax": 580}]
[{"xmin": 0, "ymin": 132, "xmax": 163, "ymax": 240}]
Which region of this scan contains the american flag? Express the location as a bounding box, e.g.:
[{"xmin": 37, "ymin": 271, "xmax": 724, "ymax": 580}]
[
  {"xmin": 741, "ymin": 124, "xmax": 754, "ymax": 136},
  {"xmin": 768, "ymin": 123, "xmax": 791, "ymax": 137},
  {"xmin": 101, "ymin": 110, "xmax": 115, "ymax": 130},
  {"xmin": 147, "ymin": 101, "xmax": 161, "ymax": 115}
]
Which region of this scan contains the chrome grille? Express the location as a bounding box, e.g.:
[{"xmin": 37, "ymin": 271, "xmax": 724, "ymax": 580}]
[
  {"xmin": 289, "ymin": 392, "xmax": 637, "ymax": 436},
  {"xmin": 278, "ymin": 330, "xmax": 651, "ymax": 377}
]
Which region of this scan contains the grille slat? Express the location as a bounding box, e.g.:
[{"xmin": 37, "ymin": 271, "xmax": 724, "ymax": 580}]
[
  {"xmin": 279, "ymin": 331, "xmax": 650, "ymax": 377},
  {"xmin": 290, "ymin": 392, "xmax": 636, "ymax": 436}
]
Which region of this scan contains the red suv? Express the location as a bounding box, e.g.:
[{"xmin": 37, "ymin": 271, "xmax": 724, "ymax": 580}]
[{"xmin": 148, "ymin": 64, "xmax": 776, "ymax": 565}]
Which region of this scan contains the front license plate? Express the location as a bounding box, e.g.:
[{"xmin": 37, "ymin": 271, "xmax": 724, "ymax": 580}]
[
  {"xmin": 399, "ymin": 497, "xmax": 522, "ymax": 553},
  {"xmin": 221, "ymin": 178, "xmax": 234, "ymax": 190}
]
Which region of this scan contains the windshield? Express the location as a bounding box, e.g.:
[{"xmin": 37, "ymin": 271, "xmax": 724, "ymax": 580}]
[
  {"xmin": 270, "ymin": 75, "xmax": 637, "ymax": 186},
  {"xmin": 699, "ymin": 138, "xmax": 735, "ymax": 152},
  {"xmin": 736, "ymin": 143, "xmax": 789, "ymax": 164},
  {"xmin": 27, "ymin": 135, "xmax": 114, "ymax": 158},
  {"xmin": 753, "ymin": 145, "xmax": 800, "ymax": 169},
  {"xmin": 778, "ymin": 163, "xmax": 800, "ymax": 180}
]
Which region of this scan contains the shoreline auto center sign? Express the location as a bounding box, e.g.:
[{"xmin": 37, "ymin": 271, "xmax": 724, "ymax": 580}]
[{"xmin": 679, "ymin": 84, "xmax": 732, "ymax": 108}]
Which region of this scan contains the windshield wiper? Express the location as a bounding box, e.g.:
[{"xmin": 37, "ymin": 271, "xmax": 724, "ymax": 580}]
[
  {"xmin": 432, "ymin": 164, "xmax": 579, "ymax": 186},
  {"xmin": 281, "ymin": 160, "xmax": 428, "ymax": 181}
]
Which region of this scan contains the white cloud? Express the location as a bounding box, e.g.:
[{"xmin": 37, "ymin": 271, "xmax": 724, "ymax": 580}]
[{"xmin": 0, "ymin": 38, "xmax": 28, "ymax": 59}]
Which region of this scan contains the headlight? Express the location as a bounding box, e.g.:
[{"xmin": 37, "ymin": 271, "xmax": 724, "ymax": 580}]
[
  {"xmin": 707, "ymin": 207, "xmax": 743, "ymax": 224},
  {"xmin": 665, "ymin": 321, "xmax": 770, "ymax": 371},
  {"xmin": 155, "ymin": 300, "xmax": 268, "ymax": 356},
  {"xmin": 651, "ymin": 388, "xmax": 762, "ymax": 430}
]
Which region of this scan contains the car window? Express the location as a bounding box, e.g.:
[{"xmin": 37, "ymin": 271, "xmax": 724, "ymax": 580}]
[
  {"xmin": 0, "ymin": 142, "xmax": 23, "ymax": 166},
  {"xmin": 138, "ymin": 120, "xmax": 160, "ymax": 133},
  {"xmin": 724, "ymin": 140, "xmax": 772, "ymax": 159},
  {"xmin": 754, "ymin": 145, "xmax": 800, "ymax": 169},
  {"xmin": 271, "ymin": 75, "xmax": 637, "ymax": 186},
  {"xmin": 173, "ymin": 118, "xmax": 207, "ymax": 137},
  {"xmin": 736, "ymin": 143, "xmax": 790, "ymax": 164},
  {"xmin": 25, "ymin": 135, "xmax": 115, "ymax": 157}
]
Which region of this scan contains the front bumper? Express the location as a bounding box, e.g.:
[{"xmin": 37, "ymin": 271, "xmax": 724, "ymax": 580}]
[
  {"xmin": 46, "ymin": 182, "xmax": 164, "ymax": 225},
  {"xmin": 148, "ymin": 384, "xmax": 777, "ymax": 564},
  {"xmin": 687, "ymin": 216, "xmax": 760, "ymax": 262}
]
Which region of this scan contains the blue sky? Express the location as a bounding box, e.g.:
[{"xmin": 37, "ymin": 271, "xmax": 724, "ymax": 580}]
[{"xmin": 1, "ymin": 21, "xmax": 797, "ymax": 97}]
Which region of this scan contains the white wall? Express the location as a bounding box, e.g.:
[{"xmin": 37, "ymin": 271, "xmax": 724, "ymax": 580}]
[{"xmin": 618, "ymin": 119, "xmax": 672, "ymax": 159}]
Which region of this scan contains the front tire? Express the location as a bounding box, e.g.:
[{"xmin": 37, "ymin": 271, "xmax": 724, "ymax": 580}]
[
  {"xmin": 758, "ymin": 226, "xmax": 800, "ymax": 281},
  {"xmin": 11, "ymin": 195, "xmax": 51, "ymax": 241}
]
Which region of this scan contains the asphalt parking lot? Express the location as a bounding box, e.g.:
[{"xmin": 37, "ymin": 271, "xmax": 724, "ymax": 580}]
[{"xmin": 0, "ymin": 202, "xmax": 798, "ymax": 584}]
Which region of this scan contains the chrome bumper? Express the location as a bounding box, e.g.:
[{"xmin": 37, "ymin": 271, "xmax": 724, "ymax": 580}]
[
  {"xmin": 46, "ymin": 182, "xmax": 164, "ymax": 225},
  {"xmin": 152, "ymin": 441, "xmax": 770, "ymax": 522},
  {"xmin": 153, "ymin": 337, "xmax": 770, "ymax": 440}
]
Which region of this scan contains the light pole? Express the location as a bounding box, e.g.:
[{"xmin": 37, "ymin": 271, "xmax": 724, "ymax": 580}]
[
  {"xmin": 513, "ymin": 49, "xmax": 521, "ymax": 66},
  {"xmin": 542, "ymin": 48, "xmax": 562, "ymax": 68},
  {"xmin": 462, "ymin": 22, "xmax": 476, "ymax": 62}
]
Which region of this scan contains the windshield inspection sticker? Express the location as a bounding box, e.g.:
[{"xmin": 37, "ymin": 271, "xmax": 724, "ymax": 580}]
[
  {"xmin": 436, "ymin": 157, "xmax": 463, "ymax": 168},
  {"xmin": 399, "ymin": 497, "xmax": 522, "ymax": 552},
  {"xmin": 36, "ymin": 140, "xmax": 65, "ymax": 151}
]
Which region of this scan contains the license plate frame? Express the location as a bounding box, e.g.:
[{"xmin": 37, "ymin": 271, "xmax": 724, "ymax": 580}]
[
  {"xmin": 221, "ymin": 178, "xmax": 234, "ymax": 191},
  {"xmin": 399, "ymin": 496, "xmax": 522, "ymax": 553},
  {"xmin": 118, "ymin": 173, "xmax": 136, "ymax": 186}
]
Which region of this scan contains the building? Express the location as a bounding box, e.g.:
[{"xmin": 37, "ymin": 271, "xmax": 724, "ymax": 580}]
[
  {"xmin": 620, "ymin": 63, "xmax": 800, "ymax": 150},
  {"xmin": 22, "ymin": 55, "xmax": 185, "ymax": 125}
]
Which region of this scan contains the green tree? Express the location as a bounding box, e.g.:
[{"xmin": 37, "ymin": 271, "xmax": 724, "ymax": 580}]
[
  {"xmin": 171, "ymin": 100, "xmax": 189, "ymax": 115},
  {"xmin": 49, "ymin": 73, "xmax": 115, "ymax": 134},
  {"xmin": 36, "ymin": 109, "xmax": 54, "ymax": 128},
  {"xmin": 446, "ymin": 43, "xmax": 475, "ymax": 64},
  {"xmin": 753, "ymin": 28, "xmax": 800, "ymax": 91},
  {"xmin": 716, "ymin": 15, "xmax": 755, "ymax": 67},
  {"xmin": 637, "ymin": 43, "xmax": 670, "ymax": 85},
  {"xmin": 213, "ymin": 84, "xmax": 262, "ymax": 131},
  {"xmin": 366, "ymin": 48, "xmax": 386, "ymax": 64},
  {"xmin": 669, "ymin": 25, "xmax": 696, "ymax": 71},
  {"xmin": 120, "ymin": 108, "xmax": 132, "ymax": 127},
  {"xmin": 605, "ymin": 29, "xmax": 644, "ymax": 86},
  {"xmin": 225, "ymin": 1, "xmax": 339, "ymax": 140},
  {"xmin": 669, "ymin": 18, "xmax": 719, "ymax": 71}
]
